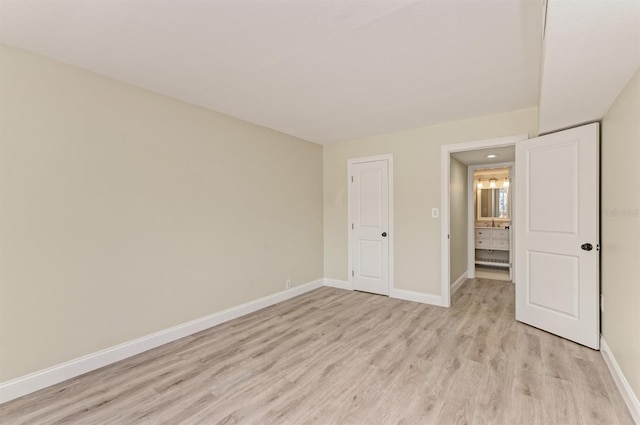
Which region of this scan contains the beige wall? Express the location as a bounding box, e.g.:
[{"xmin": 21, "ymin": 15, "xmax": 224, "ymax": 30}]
[
  {"xmin": 0, "ymin": 44, "xmax": 324, "ymax": 381},
  {"xmin": 323, "ymin": 108, "xmax": 538, "ymax": 294},
  {"xmin": 449, "ymin": 157, "xmax": 468, "ymax": 283},
  {"xmin": 601, "ymin": 68, "xmax": 640, "ymax": 400}
]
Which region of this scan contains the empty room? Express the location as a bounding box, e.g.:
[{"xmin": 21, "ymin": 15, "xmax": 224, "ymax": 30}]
[{"xmin": 1, "ymin": 0, "xmax": 639, "ymax": 424}]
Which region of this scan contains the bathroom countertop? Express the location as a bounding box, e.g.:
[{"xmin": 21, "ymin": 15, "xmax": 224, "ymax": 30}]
[{"xmin": 475, "ymin": 226, "xmax": 510, "ymax": 229}]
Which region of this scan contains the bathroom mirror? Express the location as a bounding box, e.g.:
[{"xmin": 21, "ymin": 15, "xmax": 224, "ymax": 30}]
[{"xmin": 477, "ymin": 187, "xmax": 509, "ymax": 219}]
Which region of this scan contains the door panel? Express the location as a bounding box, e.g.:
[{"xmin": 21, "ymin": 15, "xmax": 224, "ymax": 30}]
[
  {"xmin": 359, "ymin": 240, "xmax": 382, "ymax": 279},
  {"xmin": 515, "ymin": 123, "xmax": 599, "ymax": 349},
  {"xmin": 351, "ymin": 160, "xmax": 389, "ymax": 296},
  {"xmin": 359, "ymin": 169, "xmax": 383, "ymax": 226},
  {"xmin": 528, "ymin": 251, "xmax": 579, "ymax": 317},
  {"xmin": 528, "ymin": 142, "xmax": 579, "ymax": 234}
]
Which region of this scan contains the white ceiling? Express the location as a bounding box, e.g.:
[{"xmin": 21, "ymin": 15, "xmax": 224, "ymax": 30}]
[
  {"xmin": 451, "ymin": 146, "xmax": 515, "ymax": 165},
  {"xmin": 1, "ymin": 1, "xmax": 638, "ymax": 144},
  {"xmin": 0, "ymin": 0, "xmax": 544, "ymax": 144},
  {"xmin": 539, "ymin": 0, "xmax": 640, "ymax": 134},
  {"xmin": 474, "ymin": 168, "xmax": 510, "ymax": 179}
]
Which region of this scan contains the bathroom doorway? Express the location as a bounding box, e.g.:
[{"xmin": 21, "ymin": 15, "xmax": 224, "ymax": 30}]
[
  {"xmin": 471, "ymin": 166, "xmax": 512, "ymax": 282},
  {"xmin": 441, "ymin": 134, "xmax": 526, "ymax": 306}
]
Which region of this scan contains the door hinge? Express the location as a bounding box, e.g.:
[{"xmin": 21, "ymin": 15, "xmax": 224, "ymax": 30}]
[
  {"xmin": 352, "ymin": 270, "xmax": 355, "ymax": 277},
  {"xmin": 352, "ymin": 223, "xmax": 354, "ymax": 230},
  {"xmin": 351, "ymin": 176, "xmax": 354, "ymax": 183}
]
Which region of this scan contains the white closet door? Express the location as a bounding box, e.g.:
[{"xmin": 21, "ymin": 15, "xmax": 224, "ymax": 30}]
[{"xmin": 351, "ymin": 160, "xmax": 389, "ymax": 296}]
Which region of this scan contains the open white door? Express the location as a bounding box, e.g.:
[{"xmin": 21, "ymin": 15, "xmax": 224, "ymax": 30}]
[
  {"xmin": 515, "ymin": 123, "xmax": 599, "ymax": 349},
  {"xmin": 350, "ymin": 159, "xmax": 390, "ymax": 296}
]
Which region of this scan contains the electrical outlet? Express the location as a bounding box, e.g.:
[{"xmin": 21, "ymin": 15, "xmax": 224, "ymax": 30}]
[
  {"xmin": 286, "ymin": 278, "xmax": 292, "ymax": 290},
  {"xmin": 432, "ymin": 208, "xmax": 439, "ymax": 218}
]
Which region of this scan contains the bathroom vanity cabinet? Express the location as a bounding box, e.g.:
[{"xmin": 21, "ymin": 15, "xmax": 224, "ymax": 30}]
[{"xmin": 474, "ymin": 227, "xmax": 510, "ymax": 268}]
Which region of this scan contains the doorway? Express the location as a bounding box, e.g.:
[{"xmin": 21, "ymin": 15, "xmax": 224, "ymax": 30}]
[
  {"xmin": 442, "ymin": 124, "xmax": 599, "ymax": 349},
  {"xmin": 440, "ymin": 134, "xmax": 527, "ymax": 307},
  {"xmin": 470, "ymin": 165, "xmax": 513, "ymax": 282}
]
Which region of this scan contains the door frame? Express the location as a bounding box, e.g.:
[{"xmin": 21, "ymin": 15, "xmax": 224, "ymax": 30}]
[
  {"xmin": 348, "ymin": 154, "xmax": 394, "ymax": 295},
  {"xmin": 467, "ymin": 162, "xmax": 514, "ymax": 281},
  {"xmin": 441, "ymin": 135, "xmax": 528, "ymax": 307}
]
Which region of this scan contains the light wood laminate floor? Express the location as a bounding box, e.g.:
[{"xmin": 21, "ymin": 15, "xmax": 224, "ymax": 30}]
[
  {"xmin": 0, "ymin": 279, "xmax": 634, "ymax": 424},
  {"xmin": 474, "ymin": 266, "xmax": 510, "ymax": 281}
]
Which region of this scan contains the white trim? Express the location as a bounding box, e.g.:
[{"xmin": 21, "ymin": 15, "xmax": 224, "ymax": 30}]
[
  {"xmin": 0, "ymin": 278, "xmax": 324, "ymax": 404},
  {"xmin": 467, "ymin": 158, "xmax": 475, "ymax": 274},
  {"xmin": 442, "ymin": 134, "xmax": 528, "ymax": 153},
  {"xmin": 390, "ymin": 288, "xmax": 446, "ymax": 307},
  {"xmin": 323, "ymin": 278, "xmax": 352, "ymax": 291},
  {"xmin": 347, "ymin": 154, "xmax": 394, "ymax": 297},
  {"xmin": 450, "ymin": 272, "xmax": 468, "ymax": 295},
  {"xmin": 325, "ymin": 276, "xmax": 446, "ymax": 307},
  {"xmin": 467, "ymin": 164, "xmax": 476, "ymax": 278},
  {"xmin": 600, "ymin": 337, "xmax": 640, "ymax": 424},
  {"xmin": 441, "ymin": 149, "xmax": 451, "ymax": 306},
  {"xmin": 441, "ymin": 134, "xmax": 528, "ymax": 308}
]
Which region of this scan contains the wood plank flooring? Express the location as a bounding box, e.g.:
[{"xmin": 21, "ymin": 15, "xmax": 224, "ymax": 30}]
[{"xmin": 0, "ymin": 279, "xmax": 634, "ymax": 424}]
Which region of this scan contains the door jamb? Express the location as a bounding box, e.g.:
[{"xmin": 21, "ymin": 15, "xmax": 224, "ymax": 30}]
[
  {"xmin": 347, "ymin": 154, "xmax": 394, "ymax": 295},
  {"xmin": 441, "ymin": 135, "xmax": 528, "ymax": 307}
]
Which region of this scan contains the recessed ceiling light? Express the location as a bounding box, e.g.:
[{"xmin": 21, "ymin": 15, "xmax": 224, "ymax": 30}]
[{"xmin": 486, "ymin": 154, "xmax": 498, "ymax": 158}]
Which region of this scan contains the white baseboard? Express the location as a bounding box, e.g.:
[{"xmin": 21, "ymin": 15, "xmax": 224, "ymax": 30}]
[
  {"xmin": 390, "ymin": 288, "xmax": 445, "ymax": 307},
  {"xmin": 323, "ymin": 278, "xmax": 445, "ymax": 307},
  {"xmin": 601, "ymin": 337, "xmax": 640, "ymax": 424},
  {"xmin": 0, "ymin": 278, "xmax": 324, "ymax": 405},
  {"xmin": 450, "ymin": 272, "xmax": 468, "ymax": 295},
  {"xmin": 323, "ymin": 278, "xmax": 352, "ymax": 291}
]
